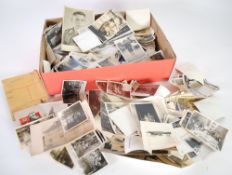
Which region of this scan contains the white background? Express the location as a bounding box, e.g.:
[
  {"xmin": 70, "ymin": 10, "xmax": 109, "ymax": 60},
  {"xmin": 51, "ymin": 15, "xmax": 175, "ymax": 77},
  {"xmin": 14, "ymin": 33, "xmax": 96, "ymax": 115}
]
[{"xmin": 0, "ymin": 0, "xmax": 232, "ymax": 174}]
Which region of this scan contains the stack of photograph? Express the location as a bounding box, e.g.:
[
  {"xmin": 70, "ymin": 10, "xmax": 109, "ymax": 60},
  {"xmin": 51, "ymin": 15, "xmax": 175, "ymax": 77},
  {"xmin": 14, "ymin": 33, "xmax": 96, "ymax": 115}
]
[
  {"xmin": 41, "ymin": 7, "xmax": 166, "ymax": 73},
  {"xmin": 1, "ymin": 6, "xmax": 229, "ymax": 175},
  {"xmin": 10, "ymin": 62, "xmax": 228, "ymax": 174}
]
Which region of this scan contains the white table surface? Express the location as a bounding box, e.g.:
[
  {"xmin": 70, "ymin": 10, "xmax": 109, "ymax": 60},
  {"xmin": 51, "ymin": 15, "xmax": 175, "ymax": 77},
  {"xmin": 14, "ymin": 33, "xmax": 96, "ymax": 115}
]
[{"xmin": 0, "ymin": 0, "xmax": 232, "ymax": 174}]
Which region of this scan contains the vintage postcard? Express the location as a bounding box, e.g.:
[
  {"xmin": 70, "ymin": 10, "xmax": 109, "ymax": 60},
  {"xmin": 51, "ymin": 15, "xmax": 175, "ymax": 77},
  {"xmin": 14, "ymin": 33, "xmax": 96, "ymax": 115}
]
[
  {"xmin": 70, "ymin": 131, "xmax": 102, "ymax": 158},
  {"xmin": 61, "ymin": 80, "xmax": 87, "ymax": 104},
  {"xmin": 184, "ymin": 111, "xmax": 228, "ymax": 151},
  {"xmin": 61, "ymin": 7, "xmax": 95, "ymax": 52},
  {"xmin": 58, "ymin": 101, "xmax": 88, "ymax": 132},
  {"xmin": 88, "ymin": 10, "xmax": 131, "ymax": 42},
  {"xmin": 78, "ymin": 148, "xmax": 108, "ymax": 175},
  {"xmin": 50, "ymin": 146, "xmax": 74, "ymax": 169},
  {"xmin": 114, "ymin": 34, "xmax": 146, "ymax": 63},
  {"xmin": 130, "ymin": 102, "xmax": 161, "ymax": 123}
]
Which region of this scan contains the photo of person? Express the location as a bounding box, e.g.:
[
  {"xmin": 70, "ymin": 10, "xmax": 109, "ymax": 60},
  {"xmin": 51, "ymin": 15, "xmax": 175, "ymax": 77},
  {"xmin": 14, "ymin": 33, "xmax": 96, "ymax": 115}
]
[
  {"xmin": 61, "ymin": 80, "xmax": 87, "ymax": 104},
  {"xmin": 107, "ymin": 81, "xmax": 131, "ymax": 98},
  {"xmin": 79, "ymin": 149, "xmax": 108, "ymax": 175},
  {"xmin": 58, "ymin": 101, "xmax": 88, "ymax": 132},
  {"xmin": 71, "ymin": 132, "xmax": 101, "ymax": 157},
  {"xmin": 88, "ymin": 10, "xmax": 131, "ymax": 42},
  {"xmin": 114, "ymin": 35, "xmax": 146, "ymax": 63},
  {"xmin": 61, "ymin": 7, "xmax": 95, "ymax": 51},
  {"xmin": 132, "ymin": 103, "xmax": 161, "ymax": 122}
]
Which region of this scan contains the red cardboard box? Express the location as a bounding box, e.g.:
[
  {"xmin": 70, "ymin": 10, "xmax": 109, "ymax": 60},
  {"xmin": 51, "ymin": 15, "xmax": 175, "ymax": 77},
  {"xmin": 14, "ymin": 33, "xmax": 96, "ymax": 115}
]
[{"xmin": 39, "ymin": 13, "xmax": 176, "ymax": 96}]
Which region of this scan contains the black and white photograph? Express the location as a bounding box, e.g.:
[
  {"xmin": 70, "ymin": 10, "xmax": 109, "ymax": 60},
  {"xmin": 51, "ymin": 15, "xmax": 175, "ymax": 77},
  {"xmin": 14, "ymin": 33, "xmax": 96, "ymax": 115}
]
[
  {"xmin": 50, "ymin": 146, "xmax": 74, "ymax": 169},
  {"xmin": 61, "ymin": 80, "xmax": 87, "ymax": 104},
  {"xmin": 44, "ymin": 23, "xmax": 69, "ymax": 64},
  {"xmin": 100, "ymin": 103, "xmax": 116, "ymax": 134},
  {"xmin": 107, "ymin": 81, "xmax": 131, "ymax": 98},
  {"xmin": 185, "ymin": 111, "xmax": 228, "ymax": 151},
  {"xmin": 79, "ymin": 149, "xmax": 108, "ymax": 175},
  {"xmin": 97, "ymin": 57, "xmax": 115, "ymax": 67},
  {"xmin": 105, "ymin": 102, "xmax": 127, "ymax": 114},
  {"xmin": 185, "ymin": 137, "xmax": 202, "ymax": 154},
  {"xmin": 61, "ymin": 7, "xmax": 95, "ymax": 51},
  {"xmin": 88, "ymin": 10, "xmax": 130, "ymax": 42},
  {"xmin": 54, "ymin": 54, "xmax": 87, "ymax": 72},
  {"xmin": 69, "ymin": 52, "xmax": 99, "ymax": 68},
  {"xmin": 71, "ymin": 131, "xmax": 102, "ymax": 158},
  {"xmin": 16, "ymin": 124, "xmax": 31, "ymax": 148},
  {"xmin": 114, "ymin": 34, "xmax": 146, "ymax": 63},
  {"xmin": 180, "ymin": 111, "xmax": 192, "ymax": 128},
  {"xmin": 130, "ymin": 102, "xmax": 161, "ymax": 122},
  {"xmin": 58, "ymin": 101, "xmax": 88, "ymax": 132}
]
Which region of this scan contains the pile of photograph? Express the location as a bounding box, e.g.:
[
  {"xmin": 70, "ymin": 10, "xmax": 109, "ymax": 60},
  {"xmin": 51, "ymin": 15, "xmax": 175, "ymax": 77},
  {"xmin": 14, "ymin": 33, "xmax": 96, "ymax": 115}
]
[
  {"xmin": 14, "ymin": 62, "xmax": 228, "ymax": 174},
  {"xmin": 43, "ymin": 7, "xmax": 164, "ymax": 72}
]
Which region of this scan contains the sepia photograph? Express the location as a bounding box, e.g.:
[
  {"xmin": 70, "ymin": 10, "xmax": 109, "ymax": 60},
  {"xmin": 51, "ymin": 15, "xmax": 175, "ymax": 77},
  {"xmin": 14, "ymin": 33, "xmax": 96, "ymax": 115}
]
[
  {"xmin": 88, "ymin": 10, "xmax": 130, "ymax": 42},
  {"xmin": 96, "ymin": 81, "xmax": 108, "ymax": 92},
  {"xmin": 131, "ymin": 84, "xmax": 159, "ymax": 97},
  {"xmin": 114, "ymin": 34, "xmax": 146, "ymax": 63},
  {"xmin": 61, "ymin": 7, "xmax": 95, "ymax": 52},
  {"xmin": 50, "ymin": 146, "xmax": 74, "ymax": 169},
  {"xmin": 71, "ymin": 131, "xmax": 102, "ymax": 157},
  {"xmin": 107, "ymin": 81, "xmax": 131, "ymax": 99},
  {"xmin": 88, "ymin": 90, "xmax": 101, "ymax": 116},
  {"xmin": 61, "ymin": 80, "xmax": 87, "ymax": 104},
  {"xmin": 79, "ymin": 149, "xmax": 108, "ymax": 175},
  {"xmin": 131, "ymin": 102, "xmax": 161, "ymax": 122},
  {"xmin": 58, "ymin": 101, "xmax": 88, "ymax": 132}
]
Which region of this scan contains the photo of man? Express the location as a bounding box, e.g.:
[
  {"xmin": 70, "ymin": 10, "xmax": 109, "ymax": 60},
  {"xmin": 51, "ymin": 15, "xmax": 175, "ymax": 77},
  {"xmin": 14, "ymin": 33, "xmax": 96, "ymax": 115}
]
[
  {"xmin": 63, "ymin": 11, "xmax": 86, "ymax": 45},
  {"xmin": 62, "ymin": 7, "xmax": 94, "ymax": 51}
]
